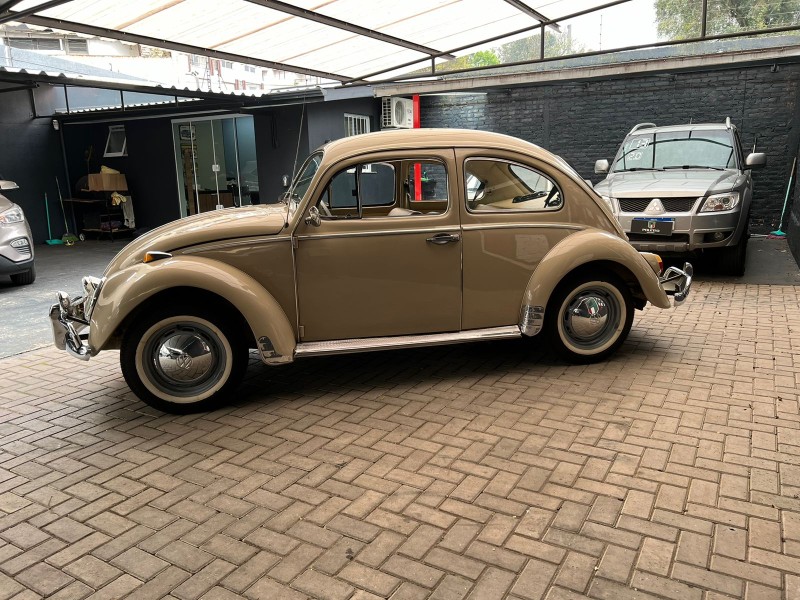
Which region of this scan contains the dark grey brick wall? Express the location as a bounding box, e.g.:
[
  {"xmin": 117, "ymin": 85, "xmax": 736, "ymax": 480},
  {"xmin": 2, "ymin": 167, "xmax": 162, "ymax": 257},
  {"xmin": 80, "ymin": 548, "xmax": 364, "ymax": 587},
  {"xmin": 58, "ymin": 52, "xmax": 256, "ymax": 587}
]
[{"xmin": 421, "ymin": 62, "xmax": 800, "ymax": 233}]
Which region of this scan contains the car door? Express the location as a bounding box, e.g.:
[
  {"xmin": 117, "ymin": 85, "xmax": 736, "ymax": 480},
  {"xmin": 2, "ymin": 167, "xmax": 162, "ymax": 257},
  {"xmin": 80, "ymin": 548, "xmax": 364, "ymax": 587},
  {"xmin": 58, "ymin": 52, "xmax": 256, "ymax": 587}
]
[
  {"xmin": 457, "ymin": 150, "xmax": 581, "ymax": 330},
  {"xmin": 294, "ymin": 149, "xmax": 462, "ymax": 342}
]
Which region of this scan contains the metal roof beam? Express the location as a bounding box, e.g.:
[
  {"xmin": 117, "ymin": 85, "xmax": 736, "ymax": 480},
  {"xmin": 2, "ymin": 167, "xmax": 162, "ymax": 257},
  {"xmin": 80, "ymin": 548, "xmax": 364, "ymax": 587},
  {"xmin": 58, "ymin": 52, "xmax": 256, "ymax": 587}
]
[
  {"xmin": 13, "ymin": 13, "xmax": 353, "ymax": 82},
  {"xmin": 347, "ymin": 0, "xmax": 634, "ymax": 82},
  {"xmin": 501, "ymin": 0, "xmax": 560, "ymax": 32},
  {"xmin": 243, "ymin": 0, "xmax": 455, "ymax": 59},
  {"xmin": 0, "ymin": 0, "xmax": 74, "ymax": 25}
]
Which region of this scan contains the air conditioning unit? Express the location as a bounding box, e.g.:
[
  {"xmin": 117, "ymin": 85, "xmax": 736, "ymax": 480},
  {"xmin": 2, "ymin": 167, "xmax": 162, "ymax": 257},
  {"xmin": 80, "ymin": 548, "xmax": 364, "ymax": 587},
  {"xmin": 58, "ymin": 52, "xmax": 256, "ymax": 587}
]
[{"xmin": 381, "ymin": 97, "xmax": 413, "ymax": 129}]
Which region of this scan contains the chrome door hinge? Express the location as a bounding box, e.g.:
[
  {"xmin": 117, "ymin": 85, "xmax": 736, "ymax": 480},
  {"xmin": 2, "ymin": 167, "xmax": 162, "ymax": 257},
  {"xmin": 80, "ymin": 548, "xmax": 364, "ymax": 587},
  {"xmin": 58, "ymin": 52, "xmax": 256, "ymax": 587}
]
[
  {"xmin": 299, "ymin": 325, "xmax": 305, "ymax": 339},
  {"xmin": 292, "ymin": 237, "xmax": 299, "ymax": 249}
]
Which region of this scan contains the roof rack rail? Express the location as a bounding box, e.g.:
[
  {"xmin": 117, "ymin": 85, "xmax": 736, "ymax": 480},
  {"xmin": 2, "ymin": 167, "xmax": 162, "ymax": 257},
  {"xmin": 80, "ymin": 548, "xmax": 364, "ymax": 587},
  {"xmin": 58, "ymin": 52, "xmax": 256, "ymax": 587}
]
[{"xmin": 629, "ymin": 122, "xmax": 657, "ymax": 135}]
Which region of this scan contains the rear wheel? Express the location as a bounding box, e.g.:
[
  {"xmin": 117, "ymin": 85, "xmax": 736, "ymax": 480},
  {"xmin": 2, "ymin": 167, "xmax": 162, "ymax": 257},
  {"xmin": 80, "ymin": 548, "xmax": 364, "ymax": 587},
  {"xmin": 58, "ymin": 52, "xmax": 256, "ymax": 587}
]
[
  {"xmin": 10, "ymin": 266, "xmax": 35, "ymax": 285},
  {"xmin": 544, "ymin": 271, "xmax": 634, "ymax": 363},
  {"xmin": 120, "ymin": 304, "xmax": 248, "ymax": 413}
]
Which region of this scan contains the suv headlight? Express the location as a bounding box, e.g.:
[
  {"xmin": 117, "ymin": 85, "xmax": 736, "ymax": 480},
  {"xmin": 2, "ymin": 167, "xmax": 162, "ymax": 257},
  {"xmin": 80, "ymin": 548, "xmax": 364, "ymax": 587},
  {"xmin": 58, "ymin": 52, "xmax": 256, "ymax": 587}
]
[
  {"xmin": 700, "ymin": 192, "xmax": 740, "ymax": 212},
  {"xmin": 0, "ymin": 204, "xmax": 24, "ymax": 225},
  {"xmin": 600, "ymin": 195, "xmax": 618, "ymax": 216}
]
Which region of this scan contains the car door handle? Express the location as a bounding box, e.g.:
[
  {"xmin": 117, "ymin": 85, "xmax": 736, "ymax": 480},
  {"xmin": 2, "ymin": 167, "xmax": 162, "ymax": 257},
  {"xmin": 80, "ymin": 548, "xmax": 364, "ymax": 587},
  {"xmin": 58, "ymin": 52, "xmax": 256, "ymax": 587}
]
[{"xmin": 426, "ymin": 233, "xmax": 460, "ymax": 245}]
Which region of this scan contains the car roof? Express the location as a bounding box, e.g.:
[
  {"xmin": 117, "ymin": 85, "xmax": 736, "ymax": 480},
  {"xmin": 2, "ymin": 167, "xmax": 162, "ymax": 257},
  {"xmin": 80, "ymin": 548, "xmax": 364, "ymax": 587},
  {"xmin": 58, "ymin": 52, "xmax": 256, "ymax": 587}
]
[
  {"xmin": 628, "ymin": 123, "xmax": 733, "ymax": 135},
  {"xmin": 321, "ymin": 128, "xmax": 550, "ymax": 163}
]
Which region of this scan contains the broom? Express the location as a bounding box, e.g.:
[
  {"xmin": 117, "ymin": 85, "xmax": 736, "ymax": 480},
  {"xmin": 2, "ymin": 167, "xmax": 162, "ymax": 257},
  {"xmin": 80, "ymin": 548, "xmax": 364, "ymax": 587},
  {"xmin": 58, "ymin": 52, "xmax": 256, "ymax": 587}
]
[
  {"xmin": 44, "ymin": 192, "xmax": 63, "ymax": 245},
  {"xmin": 56, "ymin": 177, "xmax": 79, "ymax": 245},
  {"xmin": 771, "ymin": 155, "xmax": 797, "ymax": 237}
]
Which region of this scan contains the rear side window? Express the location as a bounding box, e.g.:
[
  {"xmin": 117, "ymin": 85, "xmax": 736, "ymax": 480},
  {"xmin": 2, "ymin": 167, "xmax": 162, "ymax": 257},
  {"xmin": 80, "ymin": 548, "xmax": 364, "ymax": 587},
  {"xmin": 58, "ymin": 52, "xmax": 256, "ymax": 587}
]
[{"xmin": 464, "ymin": 158, "xmax": 562, "ymax": 212}]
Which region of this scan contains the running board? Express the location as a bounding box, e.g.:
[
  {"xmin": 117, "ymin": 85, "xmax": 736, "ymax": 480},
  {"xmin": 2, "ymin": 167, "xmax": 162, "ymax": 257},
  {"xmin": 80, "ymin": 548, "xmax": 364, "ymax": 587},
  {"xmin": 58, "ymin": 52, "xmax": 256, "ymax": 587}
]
[{"xmin": 295, "ymin": 326, "xmax": 522, "ymax": 358}]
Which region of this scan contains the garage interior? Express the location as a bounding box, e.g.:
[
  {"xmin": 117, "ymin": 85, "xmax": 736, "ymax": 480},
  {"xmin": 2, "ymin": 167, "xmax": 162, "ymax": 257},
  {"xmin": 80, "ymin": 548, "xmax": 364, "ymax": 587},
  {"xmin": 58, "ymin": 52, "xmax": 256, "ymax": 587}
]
[{"xmin": 1, "ymin": 1, "xmax": 800, "ymax": 599}]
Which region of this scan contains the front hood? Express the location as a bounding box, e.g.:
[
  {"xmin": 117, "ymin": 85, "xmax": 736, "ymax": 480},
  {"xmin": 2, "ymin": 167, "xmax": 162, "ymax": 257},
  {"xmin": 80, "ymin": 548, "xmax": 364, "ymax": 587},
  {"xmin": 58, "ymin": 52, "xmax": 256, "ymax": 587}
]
[
  {"xmin": 594, "ymin": 169, "xmax": 744, "ymax": 198},
  {"xmin": 104, "ymin": 204, "xmax": 287, "ymax": 274}
]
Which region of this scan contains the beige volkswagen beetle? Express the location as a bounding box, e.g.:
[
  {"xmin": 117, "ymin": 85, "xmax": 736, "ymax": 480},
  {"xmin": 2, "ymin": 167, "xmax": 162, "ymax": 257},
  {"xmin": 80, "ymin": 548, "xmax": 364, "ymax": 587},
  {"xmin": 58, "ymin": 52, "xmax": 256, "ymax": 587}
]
[{"xmin": 50, "ymin": 129, "xmax": 691, "ymax": 413}]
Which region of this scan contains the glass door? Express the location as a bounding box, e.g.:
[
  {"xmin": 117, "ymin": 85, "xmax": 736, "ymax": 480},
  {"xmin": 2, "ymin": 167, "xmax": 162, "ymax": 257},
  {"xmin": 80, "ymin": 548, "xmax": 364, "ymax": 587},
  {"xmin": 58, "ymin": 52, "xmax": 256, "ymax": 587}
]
[{"xmin": 172, "ymin": 116, "xmax": 259, "ymax": 217}]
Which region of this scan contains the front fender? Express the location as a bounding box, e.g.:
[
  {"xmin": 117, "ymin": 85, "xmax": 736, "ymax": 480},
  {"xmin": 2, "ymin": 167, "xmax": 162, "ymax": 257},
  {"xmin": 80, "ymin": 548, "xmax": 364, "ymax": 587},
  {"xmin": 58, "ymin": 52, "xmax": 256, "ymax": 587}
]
[
  {"xmin": 519, "ymin": 229, "xmax": 670, "ymax": 335},
  {"xmin": 89, "ymin": 256, "xmax": 296, "ymax": 362}
]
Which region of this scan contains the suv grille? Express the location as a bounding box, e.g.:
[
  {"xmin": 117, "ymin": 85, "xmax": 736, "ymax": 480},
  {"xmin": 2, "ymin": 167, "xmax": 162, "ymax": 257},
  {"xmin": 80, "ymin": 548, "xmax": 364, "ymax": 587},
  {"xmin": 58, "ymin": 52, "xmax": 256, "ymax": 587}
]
[{"xmin": 618, "ymin": 197, "xmax": 698, "ymax": 213}]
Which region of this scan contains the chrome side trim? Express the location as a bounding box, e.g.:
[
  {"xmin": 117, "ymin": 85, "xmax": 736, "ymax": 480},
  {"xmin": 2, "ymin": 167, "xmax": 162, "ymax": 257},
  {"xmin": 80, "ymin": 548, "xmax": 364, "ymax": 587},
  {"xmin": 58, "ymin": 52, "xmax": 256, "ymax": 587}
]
[
  {"xmin": 295, "ymin": 326, "xmax": 521, "ymax": 357},
  {"xmin": 183, "ymin": 237, "xmax": 290, "ymax": 254},
  {"xmin": 295, "ymin": 225, "xmax": 456, "ymax": 241},
  {"xmin": 258, "ymin": 336, "xmax": 294, "ymax": 365},
  {"xmin": 519, "ymin": 304, "xmax": 545, "ymax": 336},
  {"xmin": 461, "ymin": 223, "xmax": 583, "ymax": 231}
]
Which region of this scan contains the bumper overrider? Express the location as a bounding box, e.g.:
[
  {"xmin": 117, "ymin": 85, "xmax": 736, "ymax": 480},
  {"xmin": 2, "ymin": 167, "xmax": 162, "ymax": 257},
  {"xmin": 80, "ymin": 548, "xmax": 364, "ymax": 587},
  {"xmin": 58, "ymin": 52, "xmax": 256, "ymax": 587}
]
[
  {"xmin": 49, "ymin": 276, "xmax": 104, "ymax": 361},
  {"xmin": 659, "ymin": 262, "xmax": 693, "ymax": 306}
]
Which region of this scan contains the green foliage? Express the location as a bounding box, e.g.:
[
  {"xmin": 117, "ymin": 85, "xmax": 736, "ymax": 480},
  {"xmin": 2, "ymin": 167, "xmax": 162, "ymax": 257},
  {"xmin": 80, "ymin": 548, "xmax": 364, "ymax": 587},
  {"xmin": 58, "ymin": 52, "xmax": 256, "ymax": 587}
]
[
  {"xmin": 433, "ymin": 28, "xmax": 587, "ymax": 74},
  {"xmin": 655, "ymin": 0, "xmax": 800, "ymax": 40},
  {"xmin": 499, "ymin": 29, "xmax": 587, "ymax": 63}
]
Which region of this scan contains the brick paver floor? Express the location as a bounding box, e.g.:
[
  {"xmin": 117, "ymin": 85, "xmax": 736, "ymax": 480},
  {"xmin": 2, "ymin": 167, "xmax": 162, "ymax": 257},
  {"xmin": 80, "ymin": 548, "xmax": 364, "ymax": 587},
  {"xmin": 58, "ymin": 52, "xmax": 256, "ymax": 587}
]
[{"xmin": 1, "ymin": 280, "xmax": 799, "ymax": 599}]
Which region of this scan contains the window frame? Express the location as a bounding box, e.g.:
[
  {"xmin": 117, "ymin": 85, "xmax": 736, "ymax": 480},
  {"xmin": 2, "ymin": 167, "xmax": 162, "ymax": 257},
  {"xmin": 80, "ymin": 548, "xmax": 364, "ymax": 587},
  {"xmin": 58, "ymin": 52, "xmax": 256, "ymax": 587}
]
[
  {"xmin": 315, "ymin": 156, "xmax": 451, "ymax": 221},
  {"xmin": 344, "ymin": 114, "xmax": 371, "ymax": 138},
  {"xmin": 463, "ymin": 157, "xmax": 564, "ymax": 215},
  {"xmin": 103, "ymin": 125, "xmax": 127, "ymax": 158}
]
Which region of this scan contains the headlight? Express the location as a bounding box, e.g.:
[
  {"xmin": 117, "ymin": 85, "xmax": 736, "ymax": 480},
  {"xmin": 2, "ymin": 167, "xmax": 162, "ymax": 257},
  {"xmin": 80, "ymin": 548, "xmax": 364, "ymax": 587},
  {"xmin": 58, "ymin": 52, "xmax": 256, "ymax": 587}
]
[
  {"xmin": 600, "ymin": 195, "xmax": 618, "ymax": 216},
  {"xmin": 700, "ymin": 192, "xmax": 740, "ymax": 212},
  {"xmin": 0, "ymin": 204, "xmax": 24, "ymax": 225}
]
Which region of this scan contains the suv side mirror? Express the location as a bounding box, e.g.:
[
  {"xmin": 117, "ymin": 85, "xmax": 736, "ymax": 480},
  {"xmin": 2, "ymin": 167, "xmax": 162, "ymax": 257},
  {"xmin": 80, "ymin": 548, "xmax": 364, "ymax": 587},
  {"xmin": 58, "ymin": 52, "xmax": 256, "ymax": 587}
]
[
  {"xmin": 745, "ymin": 153, "xmax": 766, "ymax": 169},
  {"xmin": 595, "ymin": 159, "xmax": 610, "ymax": 175}
]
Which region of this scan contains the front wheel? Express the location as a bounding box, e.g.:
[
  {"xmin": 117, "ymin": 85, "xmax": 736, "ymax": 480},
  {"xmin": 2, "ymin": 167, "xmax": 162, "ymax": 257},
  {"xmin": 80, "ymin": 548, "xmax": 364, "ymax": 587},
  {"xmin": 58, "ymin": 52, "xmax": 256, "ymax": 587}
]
[
  {"xmin": 544, "ymin": 271, "xmax": 634, "ymax": 363},
  {"xmin": 10, "ymin": 265, "xmax": 35, "ymax": 285},
  {"xmin": 120, "ymin": 305, "xmax": 248, "ymax": 413}
]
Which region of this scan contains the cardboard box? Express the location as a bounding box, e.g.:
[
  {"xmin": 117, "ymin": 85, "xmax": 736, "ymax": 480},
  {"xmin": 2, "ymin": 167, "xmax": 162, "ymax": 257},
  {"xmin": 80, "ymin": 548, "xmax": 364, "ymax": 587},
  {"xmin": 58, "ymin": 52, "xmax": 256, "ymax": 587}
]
[{"xmin": 88, "ymin": 173, "xmax": 128, "ymax": 191}]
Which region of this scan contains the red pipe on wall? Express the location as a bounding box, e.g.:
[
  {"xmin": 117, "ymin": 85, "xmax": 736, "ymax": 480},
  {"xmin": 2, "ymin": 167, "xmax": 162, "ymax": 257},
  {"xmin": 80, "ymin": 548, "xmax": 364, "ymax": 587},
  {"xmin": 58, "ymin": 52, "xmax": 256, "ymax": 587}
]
[{"xmin": 413, "ymin": 94, "xmax": 421, "ymax": 201}]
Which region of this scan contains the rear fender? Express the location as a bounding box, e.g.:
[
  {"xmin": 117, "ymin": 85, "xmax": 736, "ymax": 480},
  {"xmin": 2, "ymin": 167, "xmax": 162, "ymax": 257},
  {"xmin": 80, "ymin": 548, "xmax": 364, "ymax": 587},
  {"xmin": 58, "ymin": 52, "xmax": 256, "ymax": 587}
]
[
  {"xmin": 89, "ymin": 256, "xmax": 295, "ymax": 364},
  {"xmin": 519, "ymin": 229, "xmax": 670, "ymax": 336}
]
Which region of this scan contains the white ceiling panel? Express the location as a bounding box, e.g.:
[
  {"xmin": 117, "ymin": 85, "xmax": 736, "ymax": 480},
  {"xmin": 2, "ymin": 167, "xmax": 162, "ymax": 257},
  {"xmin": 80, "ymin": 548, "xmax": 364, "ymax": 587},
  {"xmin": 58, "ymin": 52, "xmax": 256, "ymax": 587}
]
[{"xmin": 6, "ymin": 0, "xmax": 585, "ymax": 81}]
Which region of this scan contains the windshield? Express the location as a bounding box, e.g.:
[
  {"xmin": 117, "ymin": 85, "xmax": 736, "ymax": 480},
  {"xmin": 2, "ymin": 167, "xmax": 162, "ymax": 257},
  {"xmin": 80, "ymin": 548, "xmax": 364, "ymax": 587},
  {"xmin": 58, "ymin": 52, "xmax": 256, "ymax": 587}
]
[
  {"xmin": 612, "ymin": 129, "xmax": 736, "ymax": 172},
  {"xmin": 286, "ymin": 151, "xmax": 323, "ymax": 219}
]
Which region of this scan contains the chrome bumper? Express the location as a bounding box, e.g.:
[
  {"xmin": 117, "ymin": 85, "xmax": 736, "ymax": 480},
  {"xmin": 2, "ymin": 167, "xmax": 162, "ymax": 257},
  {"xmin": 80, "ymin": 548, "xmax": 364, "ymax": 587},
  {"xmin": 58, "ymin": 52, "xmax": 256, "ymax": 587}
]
[
  {"xmin": 49, "ymin": 277, "xmax": 103, "ymax": 361},
  {"xmin": 659, "ymin": 262, "xmax": 693, "ymax": 306}
]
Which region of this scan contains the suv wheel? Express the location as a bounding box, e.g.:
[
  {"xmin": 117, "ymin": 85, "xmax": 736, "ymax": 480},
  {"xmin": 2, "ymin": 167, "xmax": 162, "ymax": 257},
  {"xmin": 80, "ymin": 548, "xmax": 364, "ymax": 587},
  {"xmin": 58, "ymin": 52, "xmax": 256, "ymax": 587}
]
[
  {"xmin": 717, "ymin": 225, "xmax": 749, "ymax": 277},
  {"xmin": 10, "ymin": 266, "xmax": 35, "ymax": 285}
]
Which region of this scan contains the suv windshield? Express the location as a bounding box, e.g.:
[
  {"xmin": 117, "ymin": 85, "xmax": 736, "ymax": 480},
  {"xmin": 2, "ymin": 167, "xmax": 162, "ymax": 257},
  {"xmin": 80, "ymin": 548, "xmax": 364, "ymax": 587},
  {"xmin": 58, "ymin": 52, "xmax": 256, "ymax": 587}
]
[{"xmin": 612, "ymin": 129, "xmax": 736, "ymax": 172}]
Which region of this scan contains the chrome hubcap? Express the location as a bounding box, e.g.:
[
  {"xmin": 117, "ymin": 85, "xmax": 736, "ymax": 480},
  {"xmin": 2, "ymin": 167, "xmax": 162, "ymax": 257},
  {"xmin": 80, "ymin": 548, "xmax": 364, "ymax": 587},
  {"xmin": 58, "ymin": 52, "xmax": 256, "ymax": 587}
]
[
  {"xmin": 144, "ymin": 323, "xmax": 226, "ymax": 396},
  {"xmin": 562, "ymin": 287, "xmax": 620, "ymax": 350}
]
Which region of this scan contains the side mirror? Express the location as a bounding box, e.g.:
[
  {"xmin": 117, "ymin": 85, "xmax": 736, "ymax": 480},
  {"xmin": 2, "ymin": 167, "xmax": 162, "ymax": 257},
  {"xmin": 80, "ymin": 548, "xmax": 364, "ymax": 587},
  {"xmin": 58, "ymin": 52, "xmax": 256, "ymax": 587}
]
[
  {"xmin": 745, "ymin": 153, "xmax": 766, "ymax": 169},
  {"xmin": 0, "ymin": 180, "xmax": 19, "ymax": 190},
  {"xmin": 305, "ymin": 205, "xmax": 321, "ymax": 227},
  {"xmin": 594, "ymin": 159, "xmax": 610, "ymax": 175}
]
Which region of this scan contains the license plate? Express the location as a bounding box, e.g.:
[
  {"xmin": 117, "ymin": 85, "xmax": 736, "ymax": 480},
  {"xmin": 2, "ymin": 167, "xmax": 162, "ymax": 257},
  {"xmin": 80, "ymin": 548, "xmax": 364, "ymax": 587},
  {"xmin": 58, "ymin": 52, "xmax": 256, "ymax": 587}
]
[{"xmin": 631, "ymin": 217, "xmax": 674, "ymax": 236}]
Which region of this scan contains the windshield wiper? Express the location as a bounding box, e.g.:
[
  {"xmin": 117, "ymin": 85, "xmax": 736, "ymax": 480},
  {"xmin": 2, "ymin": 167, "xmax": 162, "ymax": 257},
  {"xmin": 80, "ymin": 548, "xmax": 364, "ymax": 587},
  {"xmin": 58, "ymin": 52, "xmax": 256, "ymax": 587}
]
[
  {"xmin": 616, "ymin": 167, "xmax": 664, "ymax": 172},
  {"xmin": 662, "ymin": 165, "xmax": 725, "ymax": 171}
]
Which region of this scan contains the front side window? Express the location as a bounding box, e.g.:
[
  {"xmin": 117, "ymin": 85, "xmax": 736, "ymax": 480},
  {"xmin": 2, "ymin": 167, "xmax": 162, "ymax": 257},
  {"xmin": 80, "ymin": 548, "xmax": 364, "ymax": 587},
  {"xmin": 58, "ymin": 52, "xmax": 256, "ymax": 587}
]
[
  {"xmin": 317, "ymin": 158, "xmax": 448, "ymax": 219},
  {"xmin": 465, "ymin": 159, "xmax": 562, "ymax": 212},
  {"xmin": 612, "ymin": 129, "xmax": 736, "ymax": 172}
]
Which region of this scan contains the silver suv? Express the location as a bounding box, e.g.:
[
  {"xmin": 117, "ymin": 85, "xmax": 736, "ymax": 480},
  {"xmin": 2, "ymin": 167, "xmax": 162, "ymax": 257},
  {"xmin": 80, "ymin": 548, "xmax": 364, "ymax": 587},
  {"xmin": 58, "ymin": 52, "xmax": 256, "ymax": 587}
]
[
  {"xmin": 593, "ymin": 120, "xmax": 766, "ymax": 275},
  {"xmin": 0, "ymin": 179, "xmax": 35, "ymax": 285}
]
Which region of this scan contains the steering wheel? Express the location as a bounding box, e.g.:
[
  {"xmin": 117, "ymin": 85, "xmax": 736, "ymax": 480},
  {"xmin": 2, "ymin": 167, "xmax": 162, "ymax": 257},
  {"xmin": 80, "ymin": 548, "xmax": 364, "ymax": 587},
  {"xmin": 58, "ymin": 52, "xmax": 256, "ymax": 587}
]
[{"xmin": 319, "ymin": 199, "xmax": 332, "ymax": 217}]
